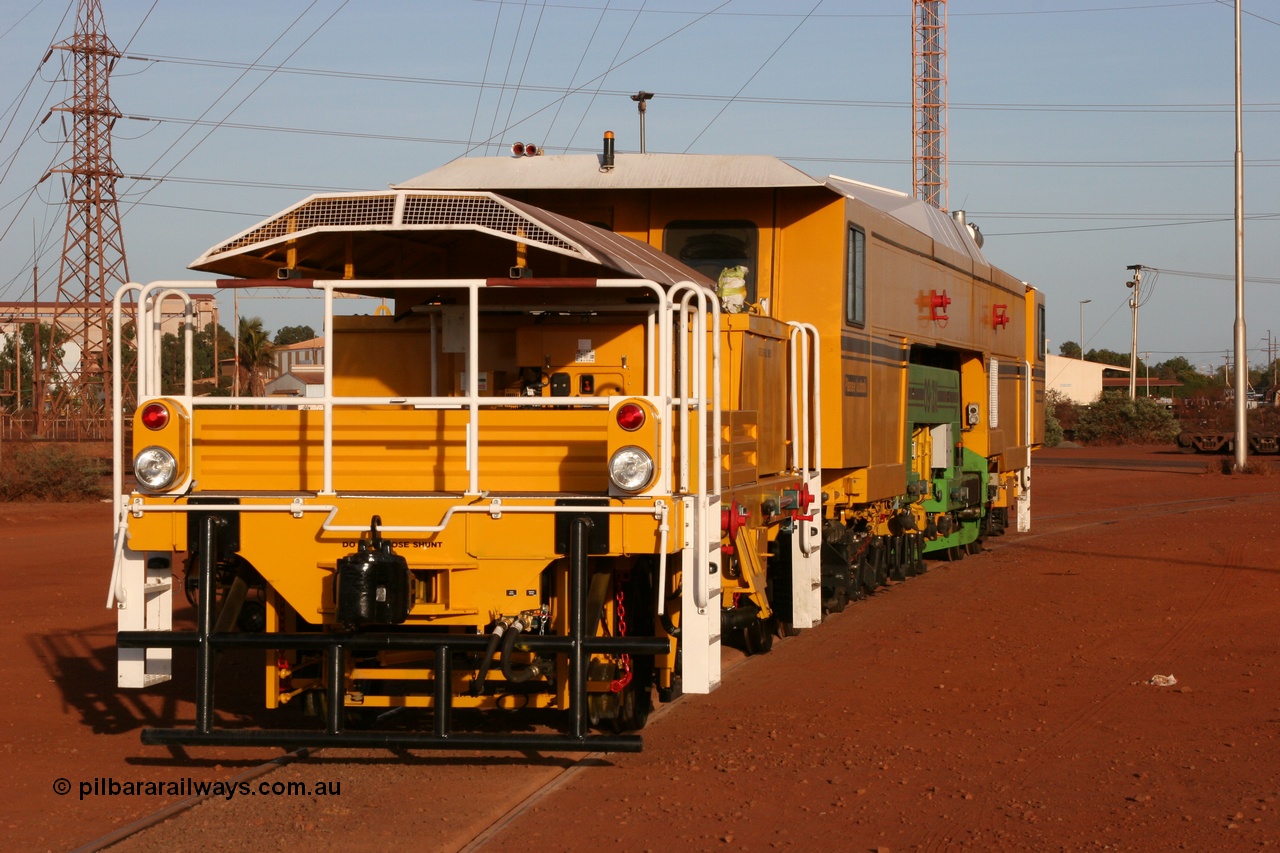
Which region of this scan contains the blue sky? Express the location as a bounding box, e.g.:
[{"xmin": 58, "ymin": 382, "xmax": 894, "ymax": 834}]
[{"xmin": 0, "ymin": 0, "xmax": 1276, "ymax": 374}]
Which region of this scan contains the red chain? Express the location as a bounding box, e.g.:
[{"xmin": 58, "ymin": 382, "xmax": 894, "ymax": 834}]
[{"xmin": 609, "ymin": 587, "xmax": 633, "ymax": 693}]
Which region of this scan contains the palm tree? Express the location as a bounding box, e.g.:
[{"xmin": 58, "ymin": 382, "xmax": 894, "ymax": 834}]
[{"xmin": 237, "ymin": 317, "xmax": 274, "ymax": 396}]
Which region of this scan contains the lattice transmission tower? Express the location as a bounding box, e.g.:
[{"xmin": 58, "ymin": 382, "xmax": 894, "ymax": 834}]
[
  {"xmin": 912, "ymin": 0, "xmax": 947, "ymax": 210},
  {"xmin": 43, "ymin": 0, "xmax": 129, "ymax": 435}
]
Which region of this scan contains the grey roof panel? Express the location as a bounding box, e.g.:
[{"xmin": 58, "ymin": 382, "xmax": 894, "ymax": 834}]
[
  {"xmin": 397, "ymin": 153, "xmax": 822, "ymax": 190},
  {"xmin": 824, "ymin": 175, "xmax": 990, "ymax": 266}
]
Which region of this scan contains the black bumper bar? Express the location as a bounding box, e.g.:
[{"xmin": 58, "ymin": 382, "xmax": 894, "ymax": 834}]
[{"xmin": 119, "ymin": 516, "xmax": 669, "ymax": 751}]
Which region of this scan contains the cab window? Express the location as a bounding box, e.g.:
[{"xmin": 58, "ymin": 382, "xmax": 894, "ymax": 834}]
[
  {"xmin": 846, "ymin": 225, "xmax": 866, "ymax": 326},
  {"xmin": 664, "ymin": 221, "xmax": 758, "ymax": 304}
]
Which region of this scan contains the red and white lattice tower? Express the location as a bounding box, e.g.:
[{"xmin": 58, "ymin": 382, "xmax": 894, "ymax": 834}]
[
  {"xmin": 912, "ymin": 0, "xmax": 947, "ymax": 211},
  {"xmin": 45, "ymin": 0, "xmax": 129, "ymax": 432}
]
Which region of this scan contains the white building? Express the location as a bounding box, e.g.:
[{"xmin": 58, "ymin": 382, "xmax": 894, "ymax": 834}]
[
  {"xmin": 271, "ymin": 336, "xmax": 324, "ymax": 375},
  {"xmin": 266, "ymin": 363, "xmax": 324, "ymax": 399},
  {"xmin": 1045, "ymin": 354, "xmax": 1129, "ymax": 405}
]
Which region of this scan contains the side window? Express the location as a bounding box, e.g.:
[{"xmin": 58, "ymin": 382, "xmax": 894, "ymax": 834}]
[
  {"xmin": 1037, "ymin": 302, "xmax": 1047, "ymax": 359},
  {"xmin": 846, "ymin": 225, "xmax": 866, "ymax": 326},
  {"xmin": 663, "ymin": 220, "xmax": 758, "ymax": 305}
]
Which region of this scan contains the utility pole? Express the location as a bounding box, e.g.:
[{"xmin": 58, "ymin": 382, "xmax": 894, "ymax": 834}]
[
  {"xmin": 1264, "ymin": 326, "xmax": 1274, "ymax": 389},
  {"xmin": 1125, "ymin": 265, "xmax": 1143, "ymax": 400},
  {"xmin": 32, "ymin": 263, "xmax": 42, "ymax": 435}
]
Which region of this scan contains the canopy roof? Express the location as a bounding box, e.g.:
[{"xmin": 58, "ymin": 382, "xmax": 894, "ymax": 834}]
[{"xmin": 190, "ymin": 189, "xmax": 713, "ymax": 291}]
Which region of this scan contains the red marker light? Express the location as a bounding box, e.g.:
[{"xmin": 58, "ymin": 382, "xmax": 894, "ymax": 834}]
[
  {"xmin": 140, "ymin": 403, "xmax": 169, "ymax": 430},
  {"xmin": 616, "ymin": 402, "xmax": 645, "ymax": 431},
  {"xmin": 511, "ymin": 142, "xmax": 526, "ymax": 156}
]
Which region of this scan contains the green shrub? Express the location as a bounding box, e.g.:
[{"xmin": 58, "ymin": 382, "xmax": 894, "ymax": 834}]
[
  {"xmin": 1043, "ymin": 389, "xmax": 1066, "ymax": 446},
  {"xmin": 1074, "ymin": 392, "xmax": 1182, "ymax": 446},
  {"xmin": 0, "ymin": 445, "xmax": 108, "ymax": 501}
]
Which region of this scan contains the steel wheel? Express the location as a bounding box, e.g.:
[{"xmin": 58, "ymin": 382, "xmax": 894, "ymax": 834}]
[{"xmin": 743, "ymin": 616, "xmax": 775, "ymax": 655}]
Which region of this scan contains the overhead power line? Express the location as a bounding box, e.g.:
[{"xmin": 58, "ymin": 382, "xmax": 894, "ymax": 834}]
[{"xmin": 116, "ymin": 53, "xmax": 1280, "ymax": 114}]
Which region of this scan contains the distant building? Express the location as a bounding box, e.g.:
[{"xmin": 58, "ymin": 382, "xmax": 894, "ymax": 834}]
[
  {"xmin": 1045, "ymin": 354, "xmax": 1129, "ymax": 405},
  {"xmin": 1102, "ymin": 376, "xmax": 1182, "ymax": 400},
  {"xmin": 2, "ymin": 295, "xmax": 219, "ymax": 385},
  {"xmin": 266, "ymin": 363, "xmax": 324, "ymax": 399},
  {"xmin": 0, "ymin": 294, "xmax": 217, "ymax": 340},
  {"xmin": 271, "ymin": 337, "xmax": 324, "ymax": 375},
  {"xmin": 265, "ymin": 338, "xmax": 325, "ymax": 400}
]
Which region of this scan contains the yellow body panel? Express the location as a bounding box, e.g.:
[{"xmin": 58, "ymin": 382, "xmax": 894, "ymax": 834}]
[{"xmin": 191, "ymin": 408, "xmax": 611, "ymax": 493}]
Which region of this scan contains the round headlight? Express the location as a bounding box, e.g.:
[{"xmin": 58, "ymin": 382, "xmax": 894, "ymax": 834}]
[
  {"xmin": 609, "ymin": 446, "xmax": 654, "ymax": 492},
  {"xmin": 134, "ymin": 446, "xmax": 178, "ymax": 491}
]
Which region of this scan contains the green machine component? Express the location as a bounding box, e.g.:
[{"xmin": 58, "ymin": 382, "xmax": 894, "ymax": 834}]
[{"xmin": 906, "ymin": 364, "xmax": 987, "ymax": 554}]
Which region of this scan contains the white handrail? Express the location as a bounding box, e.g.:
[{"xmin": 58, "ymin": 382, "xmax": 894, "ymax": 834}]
[
  {"xmin": 787, "ymin": 321, "xmax": 822, "ymax": 557},
  {"xmin": 118, "ymin": 277, "xmax": 686, "ymax": 504},
  {"xmin": 668, "ymin": 281, "xmax": 721, "ymax": 610}
]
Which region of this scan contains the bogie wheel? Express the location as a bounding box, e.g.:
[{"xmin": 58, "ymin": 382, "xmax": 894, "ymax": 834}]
[
  {"xmin": 946, "ymin": 544, "xmax": 965, "ymax": 561},
  {"xmin": 612, "ymin": 679, "xmax": 653, "ymax": 732},
  {"xmin": 824, "ymin": 586, "xmax": 849, "ymax": 615},
  {"xmin": 743, "ymin": 616, "xmax": 775, "ymax": 655},
  {"xmin": 609, "ymin": 559, "xmax": 657, "ymax": 732},
  {"xmin": 965, "ymin": 537, "xmax": 983, "ymax": 556}
]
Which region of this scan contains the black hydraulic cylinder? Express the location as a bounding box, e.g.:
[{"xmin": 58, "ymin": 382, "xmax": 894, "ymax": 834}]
[
  {"xmin": 196, "ymin": 516, "xmax": 225, "ymax": 734},
  {"xmin": 434, "ymin": 644, "xmax": 451, "ymax": 738},
  {"xmin": 327, "ymin": 643, "xmax": 344, "ymax": 735},
  {"xmin": 569, "ymin": 516, "xmax": 591, "ymax": 741}
]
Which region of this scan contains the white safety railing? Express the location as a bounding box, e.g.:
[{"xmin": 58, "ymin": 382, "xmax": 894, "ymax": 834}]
[
  {"xmin": 109, "ymin": 276, "xmax": 722, "ymax": 603},
  {"xmin": 787, "ymin": 321, "xmax": 823, "ymax": 629}
]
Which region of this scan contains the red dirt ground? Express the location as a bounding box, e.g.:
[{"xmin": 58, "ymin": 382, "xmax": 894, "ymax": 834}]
[{"xmin": 3, "ymin": 446, "xmax": 1279, "ymax": 851}]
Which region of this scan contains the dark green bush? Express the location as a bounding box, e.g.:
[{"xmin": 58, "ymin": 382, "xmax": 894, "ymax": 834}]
[
  {"xmin": 1043, "ymin": 389, "xmax": 1066, "ymax": 446},
  {"xmin": 0, "ymin": 445, "xmax": 108, "ymax": 501},
  {"xmin": 1074, "ymin": 392, "xmax": 1182, "ymax": 446}
]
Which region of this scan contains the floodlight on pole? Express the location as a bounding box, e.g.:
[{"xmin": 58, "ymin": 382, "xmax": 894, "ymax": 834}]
[
  {"xmin": 1078, "ymin": 299, "xmax": 1091, "ymax": 362},
  {"xmin": 630, "ymin": 91, "xmax": 654, "ymax": 153}
]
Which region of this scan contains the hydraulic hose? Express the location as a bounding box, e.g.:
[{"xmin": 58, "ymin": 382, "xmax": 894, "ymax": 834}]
[
  {"xmin": 500, "ymin": 621, "xmax": 549, "ymax": 684},
  {"xmin": 471, "ymin": 622, "xmax": 506, "ymax": 695}
]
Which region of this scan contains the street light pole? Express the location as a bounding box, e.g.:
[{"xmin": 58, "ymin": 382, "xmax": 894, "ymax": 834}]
[
  {"xmin": 1078, "ymin": 299, "xmax": 1091, "ymax": 361},
  {"xmin": 1232, "ymin": 0, "xmax": 1248, "ymax": 470}
]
